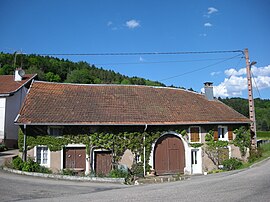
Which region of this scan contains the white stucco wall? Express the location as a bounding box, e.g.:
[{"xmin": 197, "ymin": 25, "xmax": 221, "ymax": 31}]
[
  {"xmin": 0, "ymin": 98, "xmax": 6, "ymax": 140},
  {"xmin": 5, "ymin": 87, "xmax": 27, "ymax": 140}
]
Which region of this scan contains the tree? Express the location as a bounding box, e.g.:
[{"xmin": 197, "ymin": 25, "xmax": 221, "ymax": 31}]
[
  {"xmin": 65, "ymin": 68, "xmax": 93, "ymax": 84},
  {"xmin": 45, "ymin": 72, "xmax": 61, "ymax": 82}
]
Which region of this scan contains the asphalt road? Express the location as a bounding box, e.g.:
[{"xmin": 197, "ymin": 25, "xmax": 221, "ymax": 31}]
[{"xmin": 0, "ymin": 158, "xmax": 270, "ymax": 202}]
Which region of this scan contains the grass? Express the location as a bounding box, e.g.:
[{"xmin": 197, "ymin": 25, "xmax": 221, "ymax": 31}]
[
  {"xmin": 240, "ymin": 142, "xmax": 270, "ymax": 169},
  {"xmin": 257, "ymin": 131, "xmax": 270, "ymax": 140}
]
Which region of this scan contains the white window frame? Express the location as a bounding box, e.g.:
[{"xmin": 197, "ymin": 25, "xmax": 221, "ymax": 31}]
[
  {"xmin": 188, "ymin": 126, "xmax": 201, "ymax": 143},
  {"xmin": 218, "ymin": 126, "xmax": 228, "ymax": 141},
  {"xmin": 47, "ymin": 126, "xmax": 63, "ymax": 136},
  {"xmin": 34, "ymin": 146, "xmax": 50, "ymax": 167}
]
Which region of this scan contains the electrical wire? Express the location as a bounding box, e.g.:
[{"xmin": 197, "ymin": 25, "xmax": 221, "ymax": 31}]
[
  {"xmin": 214, "ymin": 56, "xmax": 244, "ymax": 97},
  {"xmin": 33, "ymin": 50, "xmax": 244, "ymax": 56},
  {"xmin": 159, "ymin": 54, "xmax": 243, "ymax": 81},
  {"xmin": 94, "ymin": 57, "xmax": 242, "ymax": 66},
  {"xmin": 251, "ymin": 70, "xmax": 262, "ymax": 98}
]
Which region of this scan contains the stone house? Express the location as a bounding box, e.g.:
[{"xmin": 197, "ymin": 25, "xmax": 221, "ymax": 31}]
[{"xmin": 15, "ymin": 81, "xmax": 250, "ymax": 175}]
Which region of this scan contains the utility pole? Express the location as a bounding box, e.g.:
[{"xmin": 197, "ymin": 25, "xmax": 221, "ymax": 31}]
[{"xmin": 244, "ymin": 48, "xmax": 257, "ymax": 148}]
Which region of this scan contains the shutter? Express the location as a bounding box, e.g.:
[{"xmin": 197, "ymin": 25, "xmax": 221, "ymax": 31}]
[
  {"xmin": 228, "ymin": 127, "xmax": 233, "ymax": 140},
  {"xmin": 214, "ymin": 127, "xmax": 218, "ymax": 141},
  {"xmin": 190, "ymin": 127, "xmax": 200, "ymax": 142}
]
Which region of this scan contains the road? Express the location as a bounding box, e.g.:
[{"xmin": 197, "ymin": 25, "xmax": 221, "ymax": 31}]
[{"xmin": 0, "ymin": 158, "xmax": 270, "ymax": 202}]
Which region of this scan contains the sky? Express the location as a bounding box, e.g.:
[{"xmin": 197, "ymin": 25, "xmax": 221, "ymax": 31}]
[{"xmin": 1, "ymin": 0, "xmax": 270, "ymax": 99}]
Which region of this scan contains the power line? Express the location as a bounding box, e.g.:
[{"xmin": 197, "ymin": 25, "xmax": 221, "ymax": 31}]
[
  {"xmin": 31, "ymin": 50, "xmax": 243, "ymax": 56},
  {"xmin": 214, "ymin": 56, "xmax": 244, "ymax": 97},
  {"xmin": 159, "ymin": 54, "xmax": 243, "ymax": 81},
  {"xmin": 251, "ymin": 70, "xmax": 262, "ymax": 98},
  {"xmin": 95, "ymin": 57, "xmax": 242, "ymax": 66}
]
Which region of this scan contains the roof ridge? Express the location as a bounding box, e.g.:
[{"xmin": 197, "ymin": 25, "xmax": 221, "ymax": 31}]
[{"xmin": 33, "ymin": 80, "xmax": 203, "ymax": 95}]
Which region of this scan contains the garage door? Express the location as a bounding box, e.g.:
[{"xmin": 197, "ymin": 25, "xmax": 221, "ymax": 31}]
[{"xmin": 154, "ymin": 135, "xmax": 185, "ymax": 175}]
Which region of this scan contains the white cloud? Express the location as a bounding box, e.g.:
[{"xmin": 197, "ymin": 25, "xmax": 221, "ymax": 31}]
[
  {"xmin": 208, "ymin": 7, "xmax": 218, "ymax": 14},
  {"xmin": 204, "ymin": 22, "xmax": 212, "ymax": 27},
  {"xmin": 200, "ymin": 33, "xmax": 207, "ymax": 37},
  {"xmin": 107, "ymin": 21, "xmax": 113, "ymax": 26},
  {"xmin": 211, "ymin": 71, "xmax": 221, "ymax": 76},
  {"xmin": 210, "ymin": 65, "xmax": 270, "ymax": 97},
  {"xmin": 126, "ymin": 19, "xmax": 140, "ymax": 29}
]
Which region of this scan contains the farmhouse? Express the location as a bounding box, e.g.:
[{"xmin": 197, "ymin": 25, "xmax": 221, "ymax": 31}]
[
  {"xmin": 15, "ymin": 80, "xmax": 250, "ymax": 175},
  {"xmin": 0, "ymin": 71, "xmax": 36, "ymax": 148}
]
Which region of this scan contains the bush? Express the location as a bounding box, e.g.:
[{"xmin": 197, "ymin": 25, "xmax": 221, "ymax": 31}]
[
  {"xmin": 0, "ymin": 143, "xmax": 7, "ymax": 152},
  {"xmin": 248, "ymin": 147, "xmax": 263, "ymax": 163},
  {"xmin": 222, "ymin": 158, "xmax": 243, "ymax": 171},
  {"xmin": 11, "ymin": 157, "xmax": 52, "ymax": 173},
  {"xmin": 22, "ymin": 158, "xmax": 41, "ymax": 172},
  {"xmin": 109, "ymin": 169, "xmax": 129, "ymax": 179},
  {"xmin": 61, "ymin": 168, "xmax": 76, "ymax": 176},
  {"xmin": 12, "ymin": 156, "xmax": 24, "ymax": 170},
  {"xmin": 131, "ymin": 162, "xmax": 144, "ymax": 177}
]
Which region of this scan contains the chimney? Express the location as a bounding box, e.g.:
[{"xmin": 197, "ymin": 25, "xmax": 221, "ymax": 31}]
[
  {"xmin": 204, "ymin": 82, "xmax": 214, "ymax": 101},
  {"xmin": 14, "ymin": 68, "xmax": 25, "ymax": 81}
]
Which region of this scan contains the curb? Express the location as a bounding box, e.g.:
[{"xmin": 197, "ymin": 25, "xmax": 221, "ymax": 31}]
[
  {"xmin": 2, "ymin": 167, "xmax": 125, "ymax": 184},
  {"xmin": 249, "ymin": 156, "xmax": 270, "ymax": 168}
]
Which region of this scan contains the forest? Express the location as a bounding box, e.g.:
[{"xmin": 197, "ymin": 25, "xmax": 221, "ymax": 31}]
[{"xmin": 0, "ymin": 52, "xmax": 269, "ymax": 131}]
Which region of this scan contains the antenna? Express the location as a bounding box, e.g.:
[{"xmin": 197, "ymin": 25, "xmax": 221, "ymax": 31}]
[{"xmin": 18, "ymin": 69, "xmax": 25, "ymax": 77}]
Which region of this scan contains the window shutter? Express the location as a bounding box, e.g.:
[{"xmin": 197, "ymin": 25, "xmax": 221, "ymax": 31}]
[
  {"xmin": 214, "ymin": 127, "xmax": 218, "ymax": 141},
  {"xmin": 228, "ymin": 127, "xmax": 233, "ymax": 140},
  {"xmin": 190, "ymin": 127, "xmax": 200, "ymax": 142}
]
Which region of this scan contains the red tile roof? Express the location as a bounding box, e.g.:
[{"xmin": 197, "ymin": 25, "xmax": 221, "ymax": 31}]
[
  {"xmin": 0, "ymin": 74, "xmax": 37, "ymax": 95},
  {"xmin": 16, "ymin": 81, "xmax": 250, "ymax": 125}
]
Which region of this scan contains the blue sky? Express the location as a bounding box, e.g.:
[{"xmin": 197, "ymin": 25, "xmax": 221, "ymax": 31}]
[{"xmin": 1, "ymin": 0, "xmax": 270, "ymax": 98}]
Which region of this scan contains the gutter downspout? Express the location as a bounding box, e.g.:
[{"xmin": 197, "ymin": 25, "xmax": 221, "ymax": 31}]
[
  {"xmin": 23, "ymin": 124, "xmax": 27, "ymax": 161},
  {"xmin": 143, "ymin": 124, "xmax": 147, "ymax": 177}
]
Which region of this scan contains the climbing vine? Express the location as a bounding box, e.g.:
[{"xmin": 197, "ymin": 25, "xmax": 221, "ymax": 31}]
[
  {"xmin": 233, "ymin": 126, "xmax": 250, "ymax": 156},
  {"xmin": 18, "ymin": 129, "xmax": 188, "ymax": 172}
]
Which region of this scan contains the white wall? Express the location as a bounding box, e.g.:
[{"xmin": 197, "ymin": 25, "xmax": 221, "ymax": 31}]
[
  {"xmin": 0, "ymin": 98, "xmax": 6, "ymax": 140},
  {"xmin": 5, "ymin": 87, "xmax": 27, "ymax": 140}
]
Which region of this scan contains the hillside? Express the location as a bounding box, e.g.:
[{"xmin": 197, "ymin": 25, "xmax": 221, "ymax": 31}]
[
  {"xmin": 0, "ymin": 52, "xmax": 165, "ymax": 86},
  {"xmin": 1, "ymin": 53, "xmax": 269, "ymax": 131},
  {"xmin": 220, "ymin": 97, "xmax": 270, "ymax": 131}
]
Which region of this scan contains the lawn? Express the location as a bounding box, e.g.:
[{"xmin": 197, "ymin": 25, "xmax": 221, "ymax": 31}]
[{"xmin": 257, "ymin": 131, "xmax": 270, "ymax": 140}]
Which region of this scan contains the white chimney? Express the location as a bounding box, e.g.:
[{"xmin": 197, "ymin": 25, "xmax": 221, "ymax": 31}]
[
  {"xmin": 204, "ymin": 82, "xmax": 214, "ymax": 101},
  {"xmin": 14, "ymin": 68, "xmax": 25, "ymax": 81}
]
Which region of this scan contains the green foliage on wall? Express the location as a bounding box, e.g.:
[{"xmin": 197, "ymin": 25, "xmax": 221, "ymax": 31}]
[
  {"xmin": 19, "ymin": 129, "xmax": 187, "ymax": 171},
  {"xmin": 233, "ymin": 127, "xmax": 250, "ymax": 156}
]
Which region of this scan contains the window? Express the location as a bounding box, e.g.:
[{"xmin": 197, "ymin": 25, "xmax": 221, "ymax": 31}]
[
  {"xmin": 190, "ymin": 127, "xmax": 200, "ymax": 142},
  {"xmin": 36, "ymin": 146, "xmax": 48, "ymax": 165},
  {"xmin": 191, "ymin": 150, "xmax": 198, "ymax": 165},
  {"xmin": 48, "ymin": 126, "xmax": 63, "ymax": 136},
  {"xmin": 218, "ymin": 126, "xmax": 228, "ymax": 140}
]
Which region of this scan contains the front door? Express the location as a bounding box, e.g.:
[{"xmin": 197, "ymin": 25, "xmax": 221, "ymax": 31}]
[
  {"xmin": 95, "ymin": 151, "xmax": 112, "ymax": 176},
  {"xmin": 65, "ymin": 147, "xmax": 86, "ymax": 170},
  {"xmin": 154, "ymin": 135, "xmax": 185, "ymax": 175},
  {"xmin": 191, "ymin": 149, "xmax": 201, "ymax": 174}
]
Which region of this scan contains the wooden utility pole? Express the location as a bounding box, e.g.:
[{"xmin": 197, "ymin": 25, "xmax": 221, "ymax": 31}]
[{"xmin": 244, "ymin": 48, "xmax": 257, "ymax": 148}]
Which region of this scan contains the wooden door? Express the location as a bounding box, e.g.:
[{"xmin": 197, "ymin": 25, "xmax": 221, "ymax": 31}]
[
  {"xmin": 154, "ymin": 135, "xmax": 185, "ymax": 175},
  {"xmin": 65, "ymin": 147, "xmax": 86, "ymax": 170},
  {"xmin": 95, "ymin": 151, "xmax": 112, "ymax": 175}
]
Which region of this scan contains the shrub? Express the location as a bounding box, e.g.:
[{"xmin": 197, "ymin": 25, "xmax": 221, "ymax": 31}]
[
  {"xmin": 0, "ymin": 143, "xmax": 7, "ymax": 152},
  {"xmin": 109, "ymin": 169, "xmax": 129, "ymax": 179},
  {"xmin": 222, "ymin": 158, "xmax": 243, "ymax": 171},
  {"xmin": 61, "ymin": 168, "xmax": 76, "ymax": 176},
  {"xmin": 12, "ymin": 156, "xmax": 24, "ymax": 170},
  {"xmin": 22, "ymin": 158, "xmax": 41, "ymax": 172},
  {"xmin": 11, "ymin": 157, "xmax": 52, "ymax": 173},
  {"xmin": 131, "ymin": 162, "xmax": 144, "ymax": 177},
  {"xmin": 248, "ymin": 147, "xmax": 263, "ymax": 163}
]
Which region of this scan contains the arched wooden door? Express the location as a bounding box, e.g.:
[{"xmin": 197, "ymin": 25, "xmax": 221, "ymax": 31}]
[{"xmin": 154, "ymin": 135, "xmax": 185, "ymax": 175}]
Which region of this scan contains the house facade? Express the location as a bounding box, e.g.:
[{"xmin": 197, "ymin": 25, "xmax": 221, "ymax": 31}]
[
  {"xmin": 15, "ymin": 81, "xmax": 250, "ymax": 175},
  {"xmin": 0, "ymin": 71, "xmax": 36, "ymax": 148}
]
